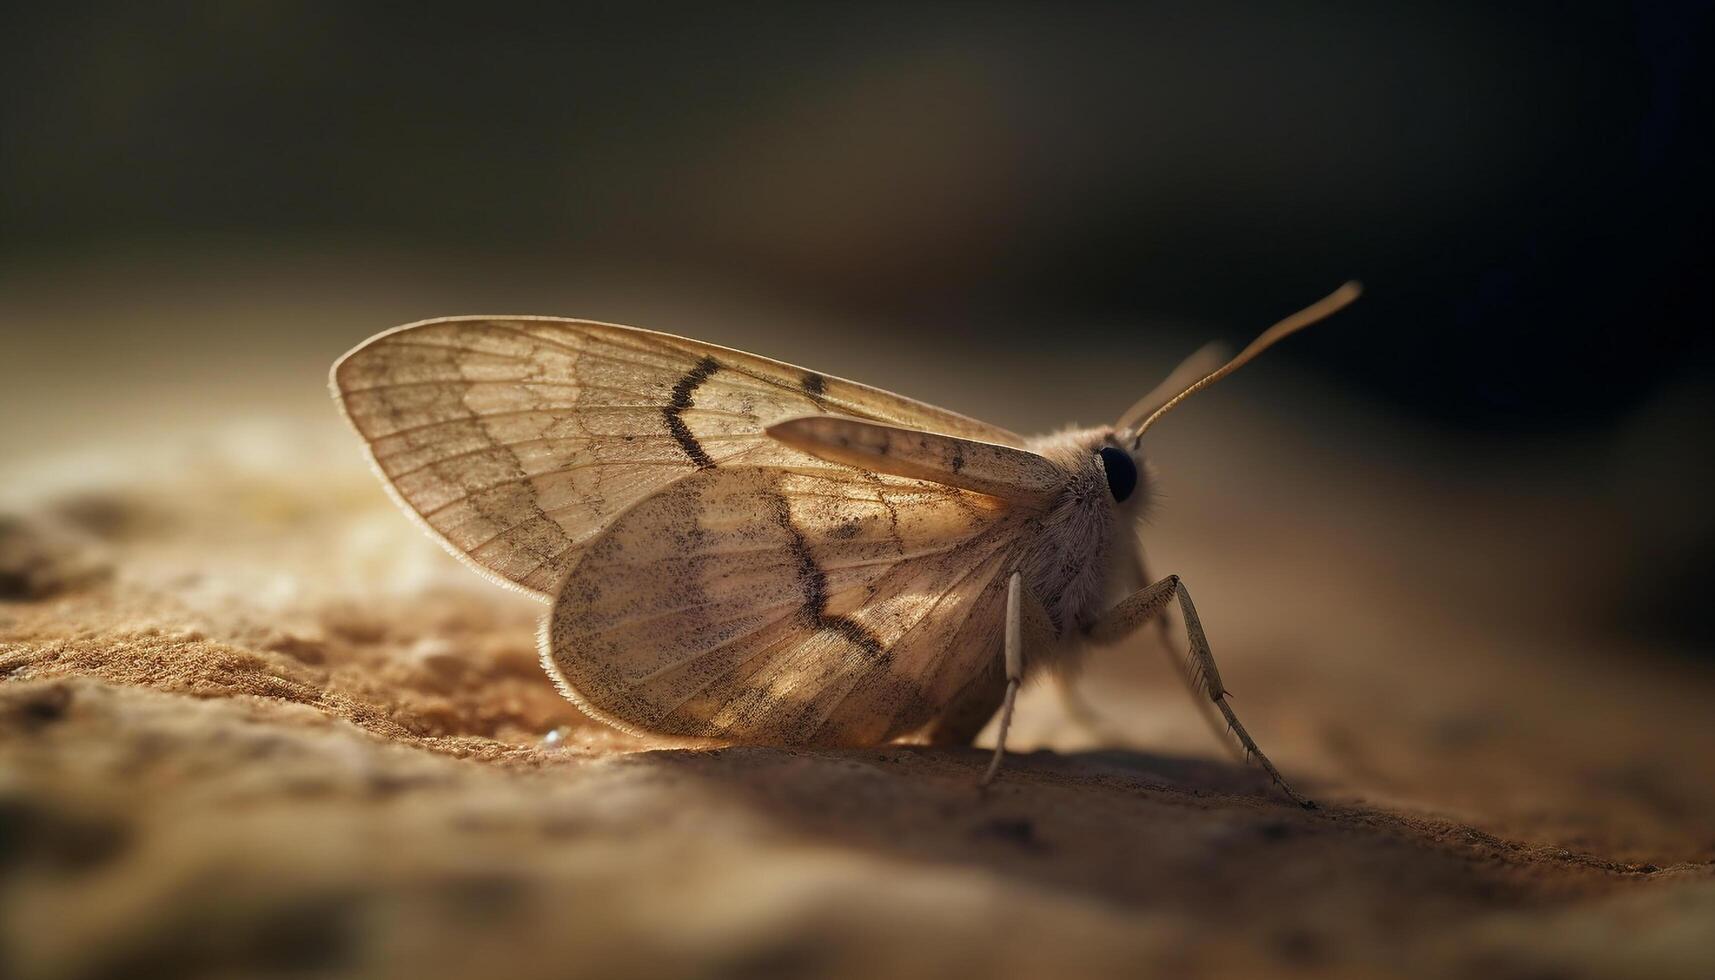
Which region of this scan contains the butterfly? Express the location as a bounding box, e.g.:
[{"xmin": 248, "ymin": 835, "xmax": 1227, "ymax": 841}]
[{"xmin": 331, "ymin": 283, "xmax": 1361, "ymax": 806}]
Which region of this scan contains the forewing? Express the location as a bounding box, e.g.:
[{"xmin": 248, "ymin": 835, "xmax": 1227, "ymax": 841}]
[
  {"xmin": 543, "ymin": 466, "xmax": 1031, "ymax": 746},
  {"xmin": 766, "ymin": 414, "xmax": 1064, "ymax": 508},
  {"xmin": 332, "ymin": 316, "xmax": 1024, "ymax": 596}
]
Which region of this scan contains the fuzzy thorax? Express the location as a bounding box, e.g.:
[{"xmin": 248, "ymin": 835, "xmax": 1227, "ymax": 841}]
[{"xmin": 1017, "ymin": 426, "xmax": 1151, "ymax": 644}]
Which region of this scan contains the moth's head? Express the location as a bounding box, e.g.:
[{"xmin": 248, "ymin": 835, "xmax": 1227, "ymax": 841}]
[
  {"xmin": 1092, "ymin": 430, "xmax": 1148, "ymax": 509},
  {"xmin": 1111, "ymin": 282, "xmax": 1363, "ymax": 453}
]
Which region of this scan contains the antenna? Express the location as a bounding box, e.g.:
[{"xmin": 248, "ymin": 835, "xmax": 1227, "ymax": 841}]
[
  {"xmin": 1115, "ymin": 340, "xmax": 1232, "ymax": 436},
  {"xmin": 1121, "ymin": 281, "xmax": 1363, "ymax": 445}
]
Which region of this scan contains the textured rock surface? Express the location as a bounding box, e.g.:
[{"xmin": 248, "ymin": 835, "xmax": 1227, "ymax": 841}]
[{"xmin": 2, "ymin": 425, "xmax": 1712, "ymax": 980}]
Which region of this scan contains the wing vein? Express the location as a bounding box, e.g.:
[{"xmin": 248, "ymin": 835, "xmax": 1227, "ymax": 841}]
[
  {"xmin": 362, "ymin": 405, "xmax": 760, "ymax": 444},
  {"xmin": 623, "ymin": 601, "xmax": 808, "ymax": 686},
  {"xmin": 486, "ymin": 324, "xmax": 823, "ymax": 406},
  {"xmin": 805, "ymin": 541, "xmax": 1014, "ymax": 740},
  {"xmin": 420, "ymin": 459, "xmax": 699, "ymax": 521},
  {"xmin": 385, "ymin": 429, "xmax": 766, "ymax": 481},
  {"xmin": 599, "ymin": 540, "xmax": 970, "ymax": 640}
]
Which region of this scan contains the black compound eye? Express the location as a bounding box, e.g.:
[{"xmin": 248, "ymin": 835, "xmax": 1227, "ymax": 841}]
[{"xmin": 1098, "ymin": 446, "xmax": 1137, "ymax": 502}]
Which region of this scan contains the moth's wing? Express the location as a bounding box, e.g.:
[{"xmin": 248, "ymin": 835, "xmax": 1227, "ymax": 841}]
[
  {"xmin": 544, "ymin": 465, "xmax": 1039, "ymax": 747},
  {"xmin": 331, "ymin": 316, "xmax": 1024, "ymax": 597},
  {"xmin": 766, "ymin": 414, "xmax": 1064, "ymax": 509}
]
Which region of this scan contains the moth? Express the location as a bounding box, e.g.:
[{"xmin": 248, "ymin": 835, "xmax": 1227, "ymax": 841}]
[{"xmin": 331, "ymin": 283, "xmax": 1361, "ymax": 807}]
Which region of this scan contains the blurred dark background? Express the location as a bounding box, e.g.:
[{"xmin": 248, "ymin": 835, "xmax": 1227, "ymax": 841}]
[
  {"xmin": 6, "ymin": 1, "xmax": 1711, "ymax": 428},
  {"xmin": 3, "ymin": 2, "xmax": 1712, "ymax": 641}
]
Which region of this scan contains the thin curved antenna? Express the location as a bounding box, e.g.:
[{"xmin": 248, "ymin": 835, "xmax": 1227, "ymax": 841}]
[
  {"xmin": 1122, "ymin": 282, "xmax": 1363, "ymax": 445},
  {"xmin": 1115, "ymin": 340, "xmax": 1233, "ymax": 436}
]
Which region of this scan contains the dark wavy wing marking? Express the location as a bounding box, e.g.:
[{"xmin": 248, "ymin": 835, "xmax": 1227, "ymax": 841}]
[{"xmin": 543, "ymin": 466, "xmax": 1032, "ymax": 746}]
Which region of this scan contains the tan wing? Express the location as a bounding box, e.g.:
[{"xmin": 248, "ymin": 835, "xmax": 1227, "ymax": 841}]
[
  {"xmin": 331, "ymin": 316, "xmax": 1024, "ymax": 597},
  {"xmin": 543, "ymin": 465, "xmax": 1047, "ymax": 747},
  {"xmin": 766, "ymin": 414, "xmax": 1064, "ymax": 509}
]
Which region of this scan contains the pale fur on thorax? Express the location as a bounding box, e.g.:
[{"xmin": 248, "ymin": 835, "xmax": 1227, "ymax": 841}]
[{"xmin": 1016, "ymin": 426, "xmax": 1153, "ymax": 658}]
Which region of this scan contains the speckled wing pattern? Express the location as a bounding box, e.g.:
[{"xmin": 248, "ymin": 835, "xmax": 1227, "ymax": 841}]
[
  {"xmin": 331, "ymin": 316, "xmax": 1024, "ymax": 598},
  {"xmin": 333, "ymin": 315, "xmax": 1052, "ymax": 745},
  {"xmin": 544, "ymin": 466, "xmax": 1039, "ymax": 745}
]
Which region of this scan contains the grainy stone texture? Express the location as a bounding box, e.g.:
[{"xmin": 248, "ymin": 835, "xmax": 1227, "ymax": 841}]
[{"xmin": 2, "ymin": 428, "xmax": 1711, "ymax": 980}]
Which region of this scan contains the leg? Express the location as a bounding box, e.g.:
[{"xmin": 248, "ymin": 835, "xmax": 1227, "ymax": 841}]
[
  {"xmin": 1059, "ymin": 548, "xmax": 1245, "ymax": 762},
  {"xmin": 1135, "ymin": 549, "xmax": 1247, "ymax": 764},
  {"xmin": 1088, "ymin": 575, "xmax": 1314, "ymax": 808},
  {"xmin": 980, "ymin": 570, "xmax": 1025, "ymax": 787}
]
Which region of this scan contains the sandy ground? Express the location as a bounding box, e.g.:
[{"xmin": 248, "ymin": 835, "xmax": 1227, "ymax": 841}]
[{"xmin": 2, "ymin": 389, "xmax": 1713, "ymax": 979}]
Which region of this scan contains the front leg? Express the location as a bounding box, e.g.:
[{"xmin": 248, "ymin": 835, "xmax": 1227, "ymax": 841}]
[{"xmin": 1088, "ymin": 575, "xmax": 1314, "ymax": 808}]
